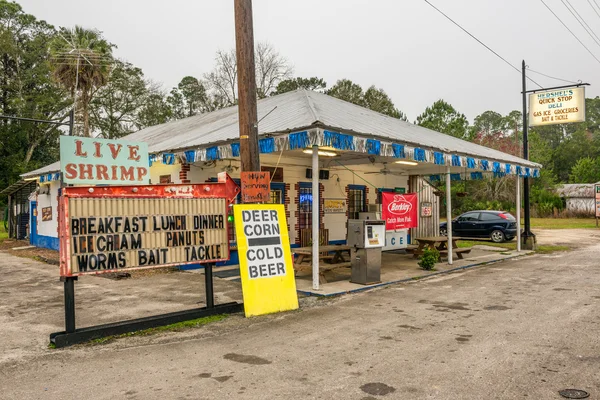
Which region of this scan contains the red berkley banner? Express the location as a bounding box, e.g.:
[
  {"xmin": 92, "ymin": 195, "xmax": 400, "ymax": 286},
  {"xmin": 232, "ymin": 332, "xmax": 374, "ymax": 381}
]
[{"xmin": 381, "ymin": 192, "xmax": 418, "ymax": 230}]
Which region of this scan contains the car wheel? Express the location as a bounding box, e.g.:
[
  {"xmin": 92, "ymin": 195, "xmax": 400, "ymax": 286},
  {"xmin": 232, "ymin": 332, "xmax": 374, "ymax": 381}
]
[
  {"xmin": 491, "ymin": 230, "xmax": 505, "ymax": 243},
  {"xmin": 440, "ymin": 227, "xmax": 447, "ymax": 236}
]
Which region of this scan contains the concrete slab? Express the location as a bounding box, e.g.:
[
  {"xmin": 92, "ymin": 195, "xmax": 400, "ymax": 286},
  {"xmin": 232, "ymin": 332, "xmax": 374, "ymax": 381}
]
[{"xmin": 294, "ymin": 248, "xmax": 533, "ymax": 296}]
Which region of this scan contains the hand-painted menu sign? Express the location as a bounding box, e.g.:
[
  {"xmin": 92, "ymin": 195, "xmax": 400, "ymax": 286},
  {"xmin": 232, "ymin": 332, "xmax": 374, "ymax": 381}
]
[
  {"xmin": 240, "ymin": 171, "xmax": 270, "ymax": 203},
  {"xmin": 58, "ymin": 176, "xmax": 240, "ymax": 277},
  {"xmin": 60, "ymin": 136, "xmax": 149, "ymax": 185}
]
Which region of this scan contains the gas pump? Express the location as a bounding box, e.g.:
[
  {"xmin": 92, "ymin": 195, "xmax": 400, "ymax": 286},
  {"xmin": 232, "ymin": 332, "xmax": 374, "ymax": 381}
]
[{"xmin": 347, "ymin": 219, "xmax": 385, "ymax": 285}]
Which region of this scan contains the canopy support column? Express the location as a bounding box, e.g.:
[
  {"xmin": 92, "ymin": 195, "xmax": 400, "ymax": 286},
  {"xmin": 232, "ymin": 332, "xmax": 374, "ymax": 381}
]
[
  {"xmin": 312, "ymin": 145, "xmax": 320, "ymax": 290},
  {"xmin": 446, "ymin": 166, "xmax": 453, "ymax": 265},
  {"xmin": 516, "ymin": 176, "xmax": 521, "ymax": 252}
]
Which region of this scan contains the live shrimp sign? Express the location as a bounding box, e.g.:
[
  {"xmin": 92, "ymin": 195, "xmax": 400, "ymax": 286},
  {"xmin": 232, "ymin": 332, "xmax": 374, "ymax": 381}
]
[
  {"xmin": 60, "ymin": 136, "xmax": 149, "ymax": 185},
  {"xmin": 381, "ymin": 193, "xmax": 418, "ymax": 230}
]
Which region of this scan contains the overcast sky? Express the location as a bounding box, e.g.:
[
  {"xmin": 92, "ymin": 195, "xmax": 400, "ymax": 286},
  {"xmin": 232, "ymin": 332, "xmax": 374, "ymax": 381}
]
[{"xmin": 18, "ymin": 0, "xmax": 600, "ymax": 122}]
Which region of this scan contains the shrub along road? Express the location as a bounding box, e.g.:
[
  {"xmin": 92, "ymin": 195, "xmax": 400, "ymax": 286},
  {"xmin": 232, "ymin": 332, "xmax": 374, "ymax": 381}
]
[{"xmin": 1, "ymin": 231, "xmax": 599, "ymax": 399}]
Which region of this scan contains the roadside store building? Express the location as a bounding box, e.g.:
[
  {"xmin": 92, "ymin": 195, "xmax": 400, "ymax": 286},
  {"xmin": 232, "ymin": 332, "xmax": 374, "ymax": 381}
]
[{"xmin": 20, "ymin": 89, "xmax": 541, "ymax": 264}]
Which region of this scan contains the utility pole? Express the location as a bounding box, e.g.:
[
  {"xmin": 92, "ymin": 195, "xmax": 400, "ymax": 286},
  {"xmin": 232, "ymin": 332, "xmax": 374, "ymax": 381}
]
[
  {"xmin": 234, "ymin": 0, "xmax": 260, "ymax": 174},
  {"xmin": 521, "ymin": 60, "xmax": 535, "ymax": 249}
]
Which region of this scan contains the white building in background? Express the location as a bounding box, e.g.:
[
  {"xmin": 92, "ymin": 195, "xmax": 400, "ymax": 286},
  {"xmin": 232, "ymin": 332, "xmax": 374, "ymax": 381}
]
[{"xmin": 556, "ymin": 183, "xmax": 598, "ymax": 216}]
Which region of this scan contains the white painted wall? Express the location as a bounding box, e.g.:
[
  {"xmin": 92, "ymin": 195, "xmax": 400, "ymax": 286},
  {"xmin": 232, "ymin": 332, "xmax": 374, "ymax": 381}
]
[{"xmin": 36, "ymin": 181, "xmax": 60, "ymax": 238}]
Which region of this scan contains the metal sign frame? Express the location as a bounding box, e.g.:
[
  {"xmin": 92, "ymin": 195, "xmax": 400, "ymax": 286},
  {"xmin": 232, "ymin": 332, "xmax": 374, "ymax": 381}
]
[{"xmin": 51, "ymin": 172, "xmax": 243, "ymax": 347}]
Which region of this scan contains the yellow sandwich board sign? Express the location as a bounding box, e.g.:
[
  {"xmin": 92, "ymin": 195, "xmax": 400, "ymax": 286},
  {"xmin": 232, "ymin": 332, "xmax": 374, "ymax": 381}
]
[{"xmin": 234, "ymin": 204, "xmax": 298, "ymax": 317}]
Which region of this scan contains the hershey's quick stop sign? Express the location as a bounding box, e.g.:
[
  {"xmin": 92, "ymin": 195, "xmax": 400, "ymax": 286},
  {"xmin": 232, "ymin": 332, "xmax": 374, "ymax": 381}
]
[
  {"xmin": 234, "ymin": 204, "xmax": 298, "ymax": 317},
  {"xmin": 60, "ymin": 136, "xmax": 149, "ymax": 185},
  {"xmin": 529, "ymin": 87, "xmax": 585, "ymax": 127}
]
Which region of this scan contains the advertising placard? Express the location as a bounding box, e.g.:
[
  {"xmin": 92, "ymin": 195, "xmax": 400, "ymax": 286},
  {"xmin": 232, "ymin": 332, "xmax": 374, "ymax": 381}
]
[
  {"xmin": 60, "ymin": 136, "xmax": 149, "ymax": 185},
  {"xmin": 234, "ymin": 204, "xmax": 298, "ymax": 317},
  {"xmin": 58, "ymin": 175, "xmax": 240, "ymax": 277},
  {"xmin": 240, "ymin": 171, "xmax": 270, "ymax": 203},
  {"xmin": 324, "ymin": 199, "xmax": 346, "ymax": 213},
  {"xmin": 529, "ymin": 87, "xmax": 585, "ymax": 127},
  {"xmin": 421, "ymin": 202, "xmax": 432, "ymax": 217},
  {"xmin": 383, "ymin": 230, "xmax": 408, "ymax": 251},
  {"xmin": 596, "ymin": 184, "xmax": 600, "ymax": 218},
  {"xmin": 381, "ymin": 192, "xmax": 418, "ymax": 230}
]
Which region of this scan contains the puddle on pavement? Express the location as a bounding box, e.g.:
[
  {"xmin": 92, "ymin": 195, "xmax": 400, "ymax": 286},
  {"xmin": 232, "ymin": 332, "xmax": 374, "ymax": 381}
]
[
  {"xmin": 360, "ymin": 382, "xmax": 396, "ymax": 396},
  {"xmin": 223, "ymin": 353, "xmax": 272, "ymax": 365},
  {"xmin": 484, "ymin": 305, "xmax": 512, "ymax": 311}
]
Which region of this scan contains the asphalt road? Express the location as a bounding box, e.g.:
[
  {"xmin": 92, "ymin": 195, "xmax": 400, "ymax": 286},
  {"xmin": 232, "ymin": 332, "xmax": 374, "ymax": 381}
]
[{"xmin": 1, "ymin": 233, "xmax": 600, "ymax": 399}]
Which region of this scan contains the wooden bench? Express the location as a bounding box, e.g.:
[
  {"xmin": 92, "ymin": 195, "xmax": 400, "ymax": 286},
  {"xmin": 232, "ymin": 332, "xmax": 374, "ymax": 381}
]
[
  {"xmin": 439, "ymin": 248, "xmax": 472, "ymax": 260},
  {"xmin": 405, "ymin": 244, "xmax": 419, "ymax": 254},
  {"xmin": 293, "ymin": 245, "xmax": 354, "ymax": 283}
]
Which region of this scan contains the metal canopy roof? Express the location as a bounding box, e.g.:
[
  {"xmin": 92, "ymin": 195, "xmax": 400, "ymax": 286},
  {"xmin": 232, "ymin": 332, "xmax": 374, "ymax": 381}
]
[
  {"xmin": 20, "ymin": 161, "xmax": 60, "ymax": 179},
  {"xmin": 0, "ymin": 180, "xmax": 37, "ymax": 196},
  {"xmin": 123, "ymin": 89, "xmax": 541, "ymax": 168}
]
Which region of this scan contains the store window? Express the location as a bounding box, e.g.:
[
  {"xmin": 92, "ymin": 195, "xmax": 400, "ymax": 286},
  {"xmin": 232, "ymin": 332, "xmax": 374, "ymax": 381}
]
[
  {"xmin": 298, "ymin": 183, "xmax": 313, "ymax": 231},
  {"xmin": 377, "ymin": 188, "xmax": 394, "ymax": 204},
  {"xmin": 269, "ymin": 182, "xmax": 285, "ymax": 204},
  {"xmin": 347, "ymin": 185, "xmax": 366, "ymax": 219}
]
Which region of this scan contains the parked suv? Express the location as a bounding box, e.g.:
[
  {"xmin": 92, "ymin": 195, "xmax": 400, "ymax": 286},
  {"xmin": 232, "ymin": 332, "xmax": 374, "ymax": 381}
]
[{"xmin": 439, "ymin": 210, "xmax": 517, "ymax": 243}]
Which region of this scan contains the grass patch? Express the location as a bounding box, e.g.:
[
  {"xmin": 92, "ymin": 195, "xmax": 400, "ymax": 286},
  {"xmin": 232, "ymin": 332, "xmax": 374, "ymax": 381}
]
[
  {"xmin": 457, "ymin": 240, "xmax": 516, "ymax": 251},
  {"xmin": 83, "ymin": 314, "xmax": 228, "ymax": 346},
  {"xmin": 535, "ymin": 245, "xmax": 570, "ymax": 254},
  {"xmin": 529, "ymin": 218, "xmax": 597, "ymax": 229},
  {"xmin": 0, "ymin": 224, "xmax": 8, "ymax": 244},
  {"xmin": 441, "ymin": 217, "xmax": 597, "ymax": 229}
]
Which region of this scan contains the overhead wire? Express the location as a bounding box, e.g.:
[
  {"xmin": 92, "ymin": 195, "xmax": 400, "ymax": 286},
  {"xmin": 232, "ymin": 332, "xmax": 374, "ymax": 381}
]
[
  {"xmin": 587, "ymin": 0, "xmax": 600, "ymax": 20},
  {"xmin": 540, "ymin": 0, "xmax": 600, "ymax": 65},
  {"xmin": 525, "ymin": 67, "xmax": 580, "ymax": 84},
  {"xmin": 561, "ymin": 0, "xmax": 600, "ymax": 46},
  {"xmin": 422, "ymin": 0, "xmax": 543, "ymax": 88}
]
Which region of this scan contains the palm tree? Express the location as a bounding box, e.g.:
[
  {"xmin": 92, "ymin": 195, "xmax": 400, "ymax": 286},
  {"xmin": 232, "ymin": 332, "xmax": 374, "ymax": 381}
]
[{"xmin": 49, "ymin": 26, "xmax": 113, "ymax": 136}]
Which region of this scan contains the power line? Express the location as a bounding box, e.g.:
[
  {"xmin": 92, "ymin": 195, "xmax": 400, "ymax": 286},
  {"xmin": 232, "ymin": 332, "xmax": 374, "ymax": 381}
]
[
  {"xmin": 594, "ymin": 0, "xmax": 600, "ymax": 14},
  {"xmin": 587, "ymin": 0, "xmax": 600, "ymax": 20},
  {"xmin": 526, "ymin": 67, "xmax": 580, "ymax": 84},
  {"xmin": 540, "ymin": 0, "xmax": 600, "ymax": 65},
  {"xmin": 561, "ymin": 0, "xmax": 600, "ymax": 46},
  {"xmin": 422, "ymin": 0, "xmax": 543, "ymax": 88}
]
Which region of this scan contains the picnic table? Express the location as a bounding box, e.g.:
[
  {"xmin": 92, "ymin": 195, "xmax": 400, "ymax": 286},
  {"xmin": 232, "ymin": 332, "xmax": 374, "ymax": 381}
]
[
  {"xmin": 410, "ymin": 236, "xmax": 472, "ymax": 260},
  {"xmin": 293, "ymin": 245, "xmax": 355, "ymax": 283}
]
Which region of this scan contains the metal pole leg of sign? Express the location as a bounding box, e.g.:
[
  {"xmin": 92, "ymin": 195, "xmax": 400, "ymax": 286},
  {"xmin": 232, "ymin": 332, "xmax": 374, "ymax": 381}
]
[
  {"xmin": 205, "ymin": 263, "xmax": 215, "ymax": 309},
  {"xmin": 61, "ymin": 276, "xmax": 77, "ymax": 333}
]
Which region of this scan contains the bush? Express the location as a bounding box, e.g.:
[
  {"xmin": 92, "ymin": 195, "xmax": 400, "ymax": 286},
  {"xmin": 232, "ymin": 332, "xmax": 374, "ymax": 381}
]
[{"xmin": 418, "ymin": 248, "xmax": 440, "ymax": 271}]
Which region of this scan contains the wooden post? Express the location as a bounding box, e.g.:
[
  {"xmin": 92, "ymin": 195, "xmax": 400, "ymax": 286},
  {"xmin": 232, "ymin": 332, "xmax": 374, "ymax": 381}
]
[
  {"xmin": 446, "ymin": 166, "xmax": 453, "ymax": 265},
  {"xmin": 312, "ymin": 145, "xmax": 319, "ymax": 290},
  {"xmin": 234, "ymin": 0, "xmax": 260, "ymax": 174}
]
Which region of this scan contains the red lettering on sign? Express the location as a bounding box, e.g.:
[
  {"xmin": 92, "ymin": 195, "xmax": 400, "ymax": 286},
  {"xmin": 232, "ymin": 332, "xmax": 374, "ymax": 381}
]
[
  {"xmin": 127, "ymin": 145, "xmax": 141, "ymax": 161},
  {"xmin": 93, "ymin": 142, "xmax": 102, "ymax": 158},
  {"xmin": 107, "ymin": 143, "xmax": 123, "ymax": 159},
  {"xmin": 96, "ymin": 165, "xmax": 109, "ymax": 180},
  {"xmin": 120, "ymin": 166, "xmax": 135, "ymax": 181},
  {"xmin": 78, "ymin": 164, "xmax": 94, "ymax": 180},
  {"xmin": 74, "ymin": 140, "xmax": 87, "ymax": 157},
  {"xmin": 65, "ymin": 163, "xmax": 78, "ymax": 180},
  {"xmin": 137, "ymin": 167, "xmax": 148, "ymax": 181}
]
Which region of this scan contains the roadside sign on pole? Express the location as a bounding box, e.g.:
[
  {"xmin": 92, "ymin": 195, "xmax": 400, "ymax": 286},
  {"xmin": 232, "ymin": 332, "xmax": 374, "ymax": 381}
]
[
  {"xmin": 529, "ymin": 87, "xmax": 585, "ymax": 127},
  {"xmin": 595, "ymin": 185, "xmax": 600, "ymax": 226},
  {"xmin": 234, "ymin": 204, "xmax": 298, "ymax": 317}
]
